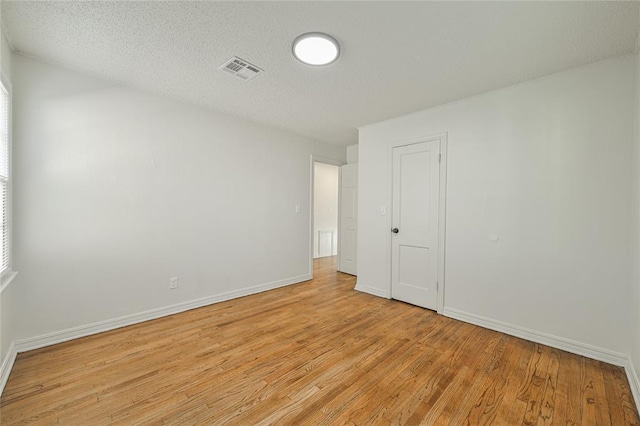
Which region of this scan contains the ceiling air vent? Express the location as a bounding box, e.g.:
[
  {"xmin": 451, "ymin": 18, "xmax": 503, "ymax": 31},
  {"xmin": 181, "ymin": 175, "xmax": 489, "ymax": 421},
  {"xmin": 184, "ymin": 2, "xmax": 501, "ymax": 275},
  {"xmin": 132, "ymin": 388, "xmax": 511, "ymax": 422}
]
[{"xmin": 219, "ymin": 56, "xmax": 263, "ymax": 81}]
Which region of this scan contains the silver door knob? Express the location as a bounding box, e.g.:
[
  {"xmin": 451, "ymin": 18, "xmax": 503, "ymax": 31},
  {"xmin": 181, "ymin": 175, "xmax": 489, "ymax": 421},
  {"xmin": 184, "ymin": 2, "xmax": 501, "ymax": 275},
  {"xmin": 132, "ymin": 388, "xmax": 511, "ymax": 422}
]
[{"xmin": 392, "ymin": 228, "xmax": 399, "ymax": 233}]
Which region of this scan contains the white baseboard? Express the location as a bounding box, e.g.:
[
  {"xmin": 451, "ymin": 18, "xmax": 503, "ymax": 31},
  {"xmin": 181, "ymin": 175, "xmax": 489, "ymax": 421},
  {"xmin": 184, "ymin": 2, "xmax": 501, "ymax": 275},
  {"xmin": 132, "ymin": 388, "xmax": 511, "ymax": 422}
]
[
  {"xmin": 354, "ymin": 282, "xmax": 389, "ymax": 299},
  {"xmin": 15, "ymin": 273, "xmax": 311, "ymax": 353},
  {"xmin": 8, "ymin": 279, "xmax": 640, "ymax": 415},
  {"xmin": 442, "ymin": 307, "xmax": 628, "ymax": 367},
  {"xmin": 0, "ymin": 341, "xmax": 17, "ymax": 396},
  {"xmin": 626, "ymin": 358, "xmax": 640, "ymax": 414}
]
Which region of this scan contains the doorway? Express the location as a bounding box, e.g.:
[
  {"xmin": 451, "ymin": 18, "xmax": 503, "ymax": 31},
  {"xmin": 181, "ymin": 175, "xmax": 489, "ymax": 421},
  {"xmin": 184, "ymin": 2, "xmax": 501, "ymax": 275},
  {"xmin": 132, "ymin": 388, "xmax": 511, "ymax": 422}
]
[{"xmin": 313, "ymin": 161, "xmax": 340, "ymax": 274}]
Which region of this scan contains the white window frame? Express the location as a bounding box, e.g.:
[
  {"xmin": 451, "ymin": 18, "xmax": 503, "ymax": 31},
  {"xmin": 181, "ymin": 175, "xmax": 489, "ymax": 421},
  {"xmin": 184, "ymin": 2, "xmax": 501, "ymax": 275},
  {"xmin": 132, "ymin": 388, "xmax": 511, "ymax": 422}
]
[{"xmin": 0, "ymin": 72, "xmax": 16, "ymax": 293}]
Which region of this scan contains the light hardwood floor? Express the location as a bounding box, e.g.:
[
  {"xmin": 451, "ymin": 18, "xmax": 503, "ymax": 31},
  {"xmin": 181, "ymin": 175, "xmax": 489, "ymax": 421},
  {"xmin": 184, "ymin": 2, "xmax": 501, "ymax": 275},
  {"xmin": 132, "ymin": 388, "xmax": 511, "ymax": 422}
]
[{"xmin": 1, "ymin": 256, "xmax": 638, "ymax": 425}]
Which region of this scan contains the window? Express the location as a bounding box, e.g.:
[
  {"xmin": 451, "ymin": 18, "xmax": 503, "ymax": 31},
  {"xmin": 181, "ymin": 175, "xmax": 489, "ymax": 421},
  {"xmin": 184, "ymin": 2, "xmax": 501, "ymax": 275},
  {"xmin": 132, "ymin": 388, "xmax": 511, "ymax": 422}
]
[{"xmin": 0, "ymin": 78, "xmax": 10, "ymax": 275}]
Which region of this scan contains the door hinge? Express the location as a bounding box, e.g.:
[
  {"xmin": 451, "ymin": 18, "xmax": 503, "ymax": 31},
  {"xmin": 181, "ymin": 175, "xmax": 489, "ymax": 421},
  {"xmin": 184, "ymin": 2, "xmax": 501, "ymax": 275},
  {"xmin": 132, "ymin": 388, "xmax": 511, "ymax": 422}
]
[{"xmin": 438, "ymin": 153, "xmax": 441, "ymax": 163}]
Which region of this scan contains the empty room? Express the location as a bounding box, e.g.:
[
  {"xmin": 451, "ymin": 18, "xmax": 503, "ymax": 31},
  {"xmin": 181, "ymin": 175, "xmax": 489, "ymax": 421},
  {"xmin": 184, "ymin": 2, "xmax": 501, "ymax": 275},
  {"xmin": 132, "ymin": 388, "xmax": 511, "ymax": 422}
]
[{"xmin": 1, "ymin": 1, "xmax": 640, "ymax": 424}]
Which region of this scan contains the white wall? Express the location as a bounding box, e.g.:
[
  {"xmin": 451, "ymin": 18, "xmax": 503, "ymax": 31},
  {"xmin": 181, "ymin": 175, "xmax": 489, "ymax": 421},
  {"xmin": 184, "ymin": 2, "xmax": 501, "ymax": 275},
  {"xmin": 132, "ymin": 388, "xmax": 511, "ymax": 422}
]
[
  {"xmin": 358, "ymin": 55, "xmax": 636, "ymax": 357},
  {"xmin": 632, "ymin": 48, "xmax": 640, "ymax": 397},
  {"xmin": 0, "ymin": 28, "xmax": 14, "ymax": 390},
  {"xmin": 346, "ymin": 144, "xmax": 358, "ymax": 165},
  {"xmin": 1, "ymin": 32, "xmax": 11, "ymax": 82},
  {"xmin": 313, "ymin": 162, "xmax": 339, "ymax": 258},
  {"xmin": 11, "ymin": 54, "xmax": 345, "ymax": 344}
]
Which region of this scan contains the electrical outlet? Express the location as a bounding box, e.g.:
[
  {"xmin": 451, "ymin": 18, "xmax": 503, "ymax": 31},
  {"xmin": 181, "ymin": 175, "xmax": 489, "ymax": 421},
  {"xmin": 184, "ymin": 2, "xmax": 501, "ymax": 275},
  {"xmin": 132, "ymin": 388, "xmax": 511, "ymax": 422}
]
[{"xmin": 169, "ymin": 277, "xmax": 179, "ymax": 289}]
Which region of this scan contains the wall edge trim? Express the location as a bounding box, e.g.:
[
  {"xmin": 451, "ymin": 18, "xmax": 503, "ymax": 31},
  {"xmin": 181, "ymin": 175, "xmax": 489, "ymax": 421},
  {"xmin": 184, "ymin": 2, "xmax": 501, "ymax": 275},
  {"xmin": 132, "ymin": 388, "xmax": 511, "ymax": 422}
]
[
  {"xmin": 354, "ymin": 283, "xmax": 389, "ymax": 299},
  {"xmin": 14, "ymin": 273, "xmax": 311, "ymax": 353},
  {"xmin": 626, "ymin": 358, "xmax": 640, "ymax": 414},
  {"xmin": 0, "ymin": 341, "xmax": 17, "ymax": 397},
  {"xmin": 442, "ymin": 307, "xmax": 628, "ymax": 366}
]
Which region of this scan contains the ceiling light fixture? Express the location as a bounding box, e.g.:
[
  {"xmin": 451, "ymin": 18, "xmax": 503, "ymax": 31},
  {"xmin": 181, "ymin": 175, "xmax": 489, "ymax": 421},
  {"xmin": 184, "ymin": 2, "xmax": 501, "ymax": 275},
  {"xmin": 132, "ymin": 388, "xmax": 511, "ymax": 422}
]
[{"xmin": 292, "ymin": 32, "xmax": 340, "ymax": 66}]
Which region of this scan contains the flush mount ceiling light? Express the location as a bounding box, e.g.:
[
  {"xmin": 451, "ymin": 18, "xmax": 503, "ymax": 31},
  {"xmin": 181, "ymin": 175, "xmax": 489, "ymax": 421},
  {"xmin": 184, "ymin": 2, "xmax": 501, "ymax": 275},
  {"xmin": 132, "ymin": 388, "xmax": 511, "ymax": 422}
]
[{"xmin": 292, "ymin": 32, "xmax": 340, "ymax": 66}]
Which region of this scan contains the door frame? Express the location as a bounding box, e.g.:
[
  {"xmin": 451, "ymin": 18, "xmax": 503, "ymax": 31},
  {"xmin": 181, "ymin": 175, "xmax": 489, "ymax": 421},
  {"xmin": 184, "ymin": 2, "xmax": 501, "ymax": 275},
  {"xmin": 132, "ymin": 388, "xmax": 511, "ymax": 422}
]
[
  {"xmin": 309, "ymin": 155, "xmax": 346, "ymax": 279},
  {"xmin": 387, "ymin": 133, "xmax": 448, "ymax": 313}
]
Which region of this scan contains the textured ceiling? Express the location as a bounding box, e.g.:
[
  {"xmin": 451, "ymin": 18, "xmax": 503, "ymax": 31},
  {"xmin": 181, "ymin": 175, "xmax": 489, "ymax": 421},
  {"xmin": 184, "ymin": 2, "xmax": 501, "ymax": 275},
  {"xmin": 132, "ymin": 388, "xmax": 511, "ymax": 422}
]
[{"xmin": 2, "ymin": 1, "xmax": 639, "ymax": 146}]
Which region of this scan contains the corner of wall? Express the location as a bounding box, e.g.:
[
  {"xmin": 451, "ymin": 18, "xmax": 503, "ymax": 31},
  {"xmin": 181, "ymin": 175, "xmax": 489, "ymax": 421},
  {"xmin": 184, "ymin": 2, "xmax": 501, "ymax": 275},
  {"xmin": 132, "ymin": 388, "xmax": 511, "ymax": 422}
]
[
  {"xmin": 1, "ymin": 28, "xmax": 13, "ymax": 82},
  {"xmin": 312, "ymin": 140, "xmax": 347, "ymax": 164},
  {"xmin": 0, "ymin": 341, "xmax": 16, "ymax": 396},
  {"xmin": 0, "ymin": 27, "xmax": 15, "ymax": 399},
  {"xmin": 346, "ymin": 144, "xmax": 359, "ymax": 164},
  {"xmin": 354, "ymin": 281, "xmax": 389, "ymax": 299},
  {"xmin": 629, "ymin": 13, "xmax": 640, "ymax": 409},
  {"xmin": 626, "ymin": 357, "xmax": 640, "ymax": 416},
  {"xmin": 634, "ymin": 17, "xmax": 640, "ymax": 56}
]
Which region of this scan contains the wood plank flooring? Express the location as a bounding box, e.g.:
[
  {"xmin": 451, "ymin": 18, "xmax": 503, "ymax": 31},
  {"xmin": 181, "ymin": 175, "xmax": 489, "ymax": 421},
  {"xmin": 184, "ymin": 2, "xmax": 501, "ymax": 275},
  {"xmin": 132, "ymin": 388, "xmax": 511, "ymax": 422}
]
[{"xmin": 1, "ymin": 256, "xmax": 638, "ymax": 425}]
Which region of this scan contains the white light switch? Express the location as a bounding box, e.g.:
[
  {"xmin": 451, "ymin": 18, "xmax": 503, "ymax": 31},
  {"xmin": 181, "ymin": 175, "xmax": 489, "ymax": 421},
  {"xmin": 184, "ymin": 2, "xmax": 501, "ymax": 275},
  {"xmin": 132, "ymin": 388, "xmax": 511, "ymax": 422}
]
[
  {"xmin": 295, "ymin": 204, "xmax": 301, "ymax": 213},
  {"xmin": 489, "ymin": 233, "xmax": 499, "ymax": 242},
  {"xmin": 380, "ymin": 206, "xmax": 386, "ymax": 215}
]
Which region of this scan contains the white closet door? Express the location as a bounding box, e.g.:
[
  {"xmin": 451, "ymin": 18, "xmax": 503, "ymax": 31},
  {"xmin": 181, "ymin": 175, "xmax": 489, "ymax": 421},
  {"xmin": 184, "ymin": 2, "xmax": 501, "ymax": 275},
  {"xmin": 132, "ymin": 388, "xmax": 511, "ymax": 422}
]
[{"xmin": 339, "ymin": 164, "xmax": 358, "ymax": 275}]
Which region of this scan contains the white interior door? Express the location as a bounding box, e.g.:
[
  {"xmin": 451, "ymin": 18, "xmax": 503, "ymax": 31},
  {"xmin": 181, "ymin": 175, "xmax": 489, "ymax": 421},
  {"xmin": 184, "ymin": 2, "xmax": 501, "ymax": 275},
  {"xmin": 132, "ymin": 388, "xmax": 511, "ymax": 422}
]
[
  {"xmin": 339, "ymin": 164, "xmax": 358, "ymax": 275},
  {"xmin": 391, "ymin": 141, "xmax": 440, "ymax": 310}
]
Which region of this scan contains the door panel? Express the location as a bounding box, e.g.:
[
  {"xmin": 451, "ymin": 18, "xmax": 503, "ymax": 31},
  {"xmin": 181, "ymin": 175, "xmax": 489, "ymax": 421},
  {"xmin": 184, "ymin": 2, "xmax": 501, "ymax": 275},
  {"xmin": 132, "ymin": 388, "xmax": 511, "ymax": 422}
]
[
  {"xmin": 317, "ymin": 230, "xmax": 333, "ymax": 258},
  {"xmin": 339, "ymin": 164, "xmax": 358, "ymax": 275},
  {"xmin": 391, "ymin": 141, "xmax": 440, "ymax": 310},
  {"xmin": 399, "ymin": 245, "xmax": 430, "ymax": 290}
]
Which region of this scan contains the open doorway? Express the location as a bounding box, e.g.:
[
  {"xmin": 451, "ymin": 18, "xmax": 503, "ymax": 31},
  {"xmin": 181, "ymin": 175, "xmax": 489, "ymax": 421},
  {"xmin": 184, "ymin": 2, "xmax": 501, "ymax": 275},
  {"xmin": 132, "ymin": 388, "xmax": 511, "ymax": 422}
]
[{"xmin": 313, "ymin": 162, "xmax": 340, "ymax": 275}]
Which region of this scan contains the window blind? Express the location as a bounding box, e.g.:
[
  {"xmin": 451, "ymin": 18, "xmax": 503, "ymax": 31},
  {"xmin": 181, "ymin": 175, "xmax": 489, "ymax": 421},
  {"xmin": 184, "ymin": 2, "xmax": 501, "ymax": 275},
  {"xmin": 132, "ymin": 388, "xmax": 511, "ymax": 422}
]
[{"xmin": 0, "ymin": 82, "xmax": 9, "ymax": 274}]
